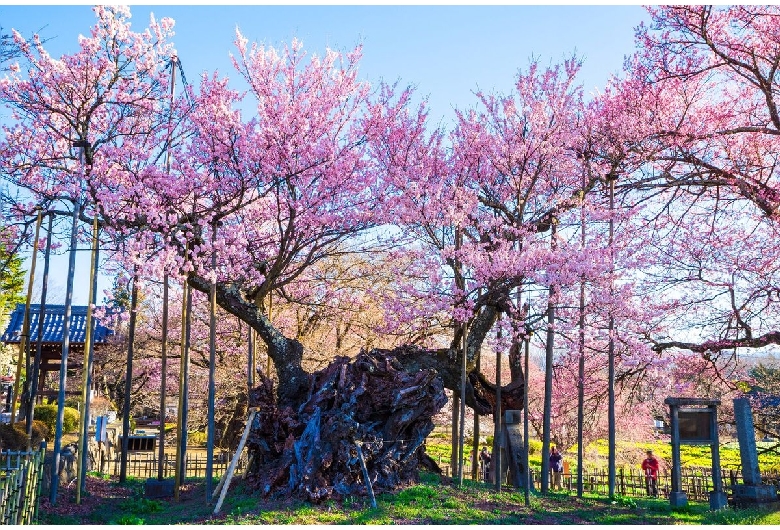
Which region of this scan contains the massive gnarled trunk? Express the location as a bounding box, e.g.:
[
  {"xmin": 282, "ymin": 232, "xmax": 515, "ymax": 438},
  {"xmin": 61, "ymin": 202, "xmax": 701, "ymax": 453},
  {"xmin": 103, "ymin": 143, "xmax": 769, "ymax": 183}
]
[
  {"xmin": 188, "ymin": 276, "xmax": 526, "ymax": 501},
  {"xmin": 245, "ymin": 349, "xmax": 447, "ymax": 501}
]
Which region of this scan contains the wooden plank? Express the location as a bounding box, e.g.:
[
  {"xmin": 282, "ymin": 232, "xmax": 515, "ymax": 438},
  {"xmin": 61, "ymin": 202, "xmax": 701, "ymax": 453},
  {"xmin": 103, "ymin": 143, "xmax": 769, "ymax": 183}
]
[{"xmin": 213, "ymin": 410, "xmax": 257, "ymax": 514}]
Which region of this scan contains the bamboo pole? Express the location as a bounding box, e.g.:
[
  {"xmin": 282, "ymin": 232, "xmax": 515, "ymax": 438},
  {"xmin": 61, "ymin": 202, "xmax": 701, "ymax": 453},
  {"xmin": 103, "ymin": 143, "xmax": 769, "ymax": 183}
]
[
  {"xmin": 27, "ymin": 215, "xmax": 53, "ymax": 435},
  {"xmin": 11, "ymin": 208, "xmax": 42, "ymax": 426}
]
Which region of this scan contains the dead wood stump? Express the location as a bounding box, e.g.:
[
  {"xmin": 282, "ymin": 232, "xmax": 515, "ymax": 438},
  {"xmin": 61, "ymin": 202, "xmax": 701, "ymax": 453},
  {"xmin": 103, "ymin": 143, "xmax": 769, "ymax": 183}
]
[{"xmin": 245, "ymin": 348, "xmax": 447, "ymax": 503}]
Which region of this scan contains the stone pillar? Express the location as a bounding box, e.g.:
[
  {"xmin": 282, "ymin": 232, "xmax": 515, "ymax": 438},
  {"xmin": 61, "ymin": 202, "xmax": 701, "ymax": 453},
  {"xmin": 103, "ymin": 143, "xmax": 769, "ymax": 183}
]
[
  {"xmin": 734, "ymin": 398, "xmax": 761, "ymax": 485},
  {"xmin": 732, "ymin": 398, "xmax": 777, "ymax": 506},
  {"xmin": 668, "ymin": 405, "xmax": 687, "ymax": 507},
  {"xmin": 708, "ymin": 404, "xmax": 727, "ymax": 510}
]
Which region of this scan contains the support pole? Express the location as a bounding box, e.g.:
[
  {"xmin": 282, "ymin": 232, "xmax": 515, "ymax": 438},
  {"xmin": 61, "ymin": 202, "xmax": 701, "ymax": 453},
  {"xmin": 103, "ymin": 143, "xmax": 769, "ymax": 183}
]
[
  {"xmin": 494, "ymin": 326, "xmax": 502, "ymax": 492},
  {"xmin": 471, "ymin": 352, "xmax": 480, "ymax": 481},
  {"xmin": 524, "ymin": 331, "xmax": 531, "ymax": 506},
  {"xmin": 27, "ymin": 215, "xmax": 53, "ymax": 429},
  {"xmin": 541, "ymin": 220, "xmax": 557, "ymax": 495},
  {"xmin": 213, "ymin": 409, "xmax": 257, "ymax": 514},
  {"xmin": 355, "ymin": 443, "xmax": 377, "ymax": 509},
  {"xmin": 12, "ymin": 208, "xmax": 41, "ymax": 427},
  {"xmin": 50, "ymin": 200, "xmax": 80, "ymax": 504},
  {"xmin": 76, "ymin": 216, "xmax": 99, "ymax": 503},
  {"xmin": 157, "ymin": 274, "xmax": 169, "ymax": 481},
  {"xmin": 458, "ymin": 319, "xmax": 467, "ymax": 487},
  {"xmin": 206, "ymin": 222, "xmax": 218, "ymax": 501},
  {"xmin": 174, "ymin": 279, "xmax": 191, "ymax": 500},
  {"xmin": 119, "ymin": 272, "xmax": 139, "ymax": 484},
  {"xmin": 247, "ymin": 327, "xmax": 255, "ymax": 392},
  {"xmin": 577, "ymin": 168, "xmax": 587, "ymax": 499},
  {"xmin": 157, "ymin": 53, "xmax": 176, "ymax": 483},
  {"xmin": 607, "ymin": 176, "xmax": 616, "ymax": 499}
]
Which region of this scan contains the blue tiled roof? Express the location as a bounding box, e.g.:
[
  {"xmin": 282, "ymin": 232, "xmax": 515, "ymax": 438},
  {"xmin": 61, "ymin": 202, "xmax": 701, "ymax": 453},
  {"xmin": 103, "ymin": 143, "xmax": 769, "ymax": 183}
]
[{"xmin": 1, "ymin": 303, "xmax": 113, "ymax": 344}]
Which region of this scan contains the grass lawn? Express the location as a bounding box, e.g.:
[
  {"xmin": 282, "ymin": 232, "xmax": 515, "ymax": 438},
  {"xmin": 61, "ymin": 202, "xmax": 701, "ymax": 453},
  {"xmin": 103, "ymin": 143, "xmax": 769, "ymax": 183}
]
[{"xmin": 38, "ymin": 472, "xmax": 780, "ymax": 525}]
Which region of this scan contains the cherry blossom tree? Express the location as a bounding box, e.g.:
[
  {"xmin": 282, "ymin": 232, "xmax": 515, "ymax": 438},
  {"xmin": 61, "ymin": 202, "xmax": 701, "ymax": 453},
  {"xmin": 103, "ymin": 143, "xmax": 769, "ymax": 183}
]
[{"xmin": 614, "ymin": 6, "xmax": 780, "ymax": 360}]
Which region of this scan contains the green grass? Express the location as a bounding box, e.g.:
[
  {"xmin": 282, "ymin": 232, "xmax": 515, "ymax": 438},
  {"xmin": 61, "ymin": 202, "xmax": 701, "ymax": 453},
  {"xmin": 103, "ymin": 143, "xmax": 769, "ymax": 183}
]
[{"xmin": 39, "ymin": 468, "xmax": 780, "ymax": 526}]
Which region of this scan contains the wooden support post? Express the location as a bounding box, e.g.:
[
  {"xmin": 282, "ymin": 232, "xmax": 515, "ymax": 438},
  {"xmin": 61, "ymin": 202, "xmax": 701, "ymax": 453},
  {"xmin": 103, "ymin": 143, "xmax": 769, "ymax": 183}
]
[
  {"xmin": 213, "ymin": 409, "xmax": 257, "ymax": 514},
  {"xmin": 355, "ymin": 443, "xmax": 377, "ymax": 509}
]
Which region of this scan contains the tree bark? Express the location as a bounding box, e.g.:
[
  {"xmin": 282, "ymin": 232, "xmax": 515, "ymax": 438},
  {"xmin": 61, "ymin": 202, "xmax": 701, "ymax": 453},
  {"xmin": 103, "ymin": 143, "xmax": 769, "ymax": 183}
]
[{"xmin": 185, "ymin": 275, "xmax": 528, "ymax": 500}]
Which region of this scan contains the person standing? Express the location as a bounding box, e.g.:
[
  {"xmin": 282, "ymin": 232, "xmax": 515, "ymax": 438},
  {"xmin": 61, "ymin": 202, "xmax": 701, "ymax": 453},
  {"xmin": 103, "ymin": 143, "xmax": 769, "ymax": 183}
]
[
  {"xmin": 549, "ymin": 446, "xmax": 564, "ymax": 491},
  {"xmin": 479, "ymin": 446, "xmax": 491, "ymax": 482},
  {"xmin": 642, "ymin": 450, "xmax": 660, "ymax": 497}
]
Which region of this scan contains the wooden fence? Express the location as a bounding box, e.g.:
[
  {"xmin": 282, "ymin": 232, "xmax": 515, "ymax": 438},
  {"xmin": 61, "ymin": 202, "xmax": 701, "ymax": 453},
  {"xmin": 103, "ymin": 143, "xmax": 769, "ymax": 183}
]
[
  {"xmin": 458, "ymin": 463, "xmax": 780, "ymax": 502},
  {"xmin": 0, "ymin": 442, "xmax": 47, "ymax": 525},
  {"xmin": 97, "ymin": 450, "xmax": 247, "ymax": 480},
  {"xmin": 545, "ymin": 467, "xmax": 780, "ymax": 501}
]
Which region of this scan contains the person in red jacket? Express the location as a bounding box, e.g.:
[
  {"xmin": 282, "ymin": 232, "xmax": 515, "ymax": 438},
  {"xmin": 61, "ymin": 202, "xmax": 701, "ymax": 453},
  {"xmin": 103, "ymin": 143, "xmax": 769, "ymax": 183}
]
[{"xmin": 641, "ymin": 450, "xmax": 660, "ymax": 497}]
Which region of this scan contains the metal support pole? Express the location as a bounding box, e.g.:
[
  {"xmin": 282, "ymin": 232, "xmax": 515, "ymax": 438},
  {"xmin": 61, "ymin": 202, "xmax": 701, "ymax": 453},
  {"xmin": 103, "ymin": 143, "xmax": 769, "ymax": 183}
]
[
  {"xmin": 607, "ymin": 176, "xmax": 616, "ymax": 499},
  {"xmin": 577, "ymin": 167, "xmax": 587, "ymax": 499},
  {"xmin": 247, "ymin": 327, "xmax": 255, "ymax": 392},
  {"xmin": 157, "ymin": 274, "xmax": 169, "ymax": 481},
  {"xmin": 457, "ymin": 320, "xmax": 467, "ymax": 487},
  {"xmin": 206, "ymin": 223, "xmax": 218, "ymax": 501},
  {"xmin": 494, "ymin": 327, "xmax": 502, "ymax": 492},
  {"xmin": 524, "ymin": 332, "xmax": 531, "ymax": 505},
  {"xmin": 76, "ymin": 216, "xmax": 99, "ymax": 503},
  {"xmin": 120, "ymin": 273, "xmax": 139, "ymax": 484},
  {"xmin": 174, "ymin": 278, "xmax": 189, "ymax": 500},
  {"xmin": 50, "ymin": 200, "xmax": 80, "ymax": 504}
]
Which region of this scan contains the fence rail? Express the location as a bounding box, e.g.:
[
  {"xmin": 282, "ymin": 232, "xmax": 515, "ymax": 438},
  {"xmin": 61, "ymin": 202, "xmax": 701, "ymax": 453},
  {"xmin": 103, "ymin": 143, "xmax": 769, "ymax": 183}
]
[
  {"xmin": 0, "ymin": 443, "xmax": 46, "ymax": 525},
  {"xmin": 450, "ymin": 462, "xmax": 780, "ymax": 502},
  {"xmin": 94, "ymin": 450, "xmax": 247, "ymax": 480},
  {"xmin": 546, "ymin": 467, "xmax": 780, "ymax": 501}
]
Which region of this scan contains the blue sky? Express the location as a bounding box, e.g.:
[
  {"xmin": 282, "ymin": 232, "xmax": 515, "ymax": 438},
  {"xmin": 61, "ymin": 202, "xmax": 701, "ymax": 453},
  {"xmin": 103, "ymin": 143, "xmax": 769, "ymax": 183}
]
[{"xmin": 0, "ymin": 5, "xmax": 650, "ymax": 303}]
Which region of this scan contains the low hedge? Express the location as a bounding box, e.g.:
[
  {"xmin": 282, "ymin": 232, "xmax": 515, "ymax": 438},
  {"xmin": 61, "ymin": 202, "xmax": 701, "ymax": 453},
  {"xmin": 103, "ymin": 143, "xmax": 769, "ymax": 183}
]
[{"xmin": 34, "ymin": 404, "xmax": 80, "ymax": 435}]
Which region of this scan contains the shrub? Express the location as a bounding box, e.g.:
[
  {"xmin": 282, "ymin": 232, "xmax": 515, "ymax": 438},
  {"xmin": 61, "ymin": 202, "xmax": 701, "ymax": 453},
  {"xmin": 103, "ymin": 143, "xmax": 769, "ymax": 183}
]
[
  {"xmin": 29, "ymin": 419, "xmax": 50, "ymax": 445},
  {"xmin": 34, "ymin": 404, "xmax": 80, "ymax": 434},
  {"xmin": 188, "ymin": 431, "xmax": 207, "ymax": 446},
  {"xmin": 0, "ymin": 419, "xmax": 50, "ymax": 450},
  {"xmin": 0, "ymin": 423, "xmax": 28, "ymax": 450}
]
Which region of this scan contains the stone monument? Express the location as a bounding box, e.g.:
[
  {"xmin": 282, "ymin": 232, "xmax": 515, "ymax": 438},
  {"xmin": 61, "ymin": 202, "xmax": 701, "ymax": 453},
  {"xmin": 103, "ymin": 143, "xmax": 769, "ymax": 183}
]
[{"xmin": 732, "ymin": 398, "xmax": 777, "ymax": 507}]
